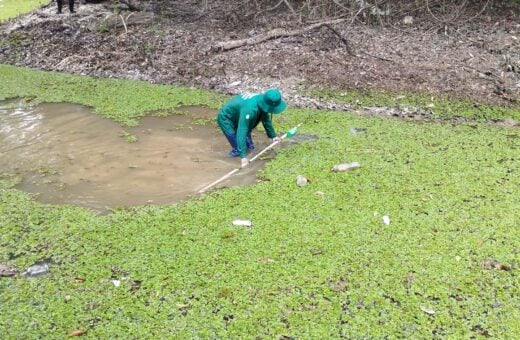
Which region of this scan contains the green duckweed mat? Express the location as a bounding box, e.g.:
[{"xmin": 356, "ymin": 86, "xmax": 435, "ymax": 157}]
[
  {"xmin": 0, "ymin": 65, "xmax": 519, "ymax": 338},
  {"xmin": 0, "ymin": 0, "xmax": 48, "ymax": 23}
]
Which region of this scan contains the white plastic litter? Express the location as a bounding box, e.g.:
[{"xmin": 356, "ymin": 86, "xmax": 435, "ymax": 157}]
[
  {"xmin": 232, "ymin": 220, "xmax": 252, "ymax": 227},
  {"xmin": 420, "ymin": 306, "xmax": 435, "ymax": 315},
  {"xmin": 382, "ymin": 215, "xmax": 391, "ymax": 225},
  {"xmin": 296, "ymin": 175, "xmax": 308, "ymax": 187},
  {"xmin": 332, "ymin": 162, "xmax": 361, "ymax": 172},
  {"xmin": 21, "ymin": 263, "xmax": 49, "ymax": 277},
  {"xmin": 349, "ymin": 127, "xmax": 367, "ymax": 135}
]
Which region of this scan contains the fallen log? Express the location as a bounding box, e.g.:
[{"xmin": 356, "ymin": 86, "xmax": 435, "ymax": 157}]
[{"xmin": 212, "ymin": 18, "xmax": 346, "ymax": 52}]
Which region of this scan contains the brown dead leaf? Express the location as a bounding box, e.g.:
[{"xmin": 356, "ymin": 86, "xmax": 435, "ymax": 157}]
[
  {"xmin": 404, "ymin": 272, "xmax": 416, "ymax": 289},
  {"xmin": 129, "ymin": 279, "xmax": 142, "ymax": 293},
  {"xmin": 328, "ymin": 279, "xmax": 348, "ymax": 292},
  {"xmin": 0, "ymin": 263, "xmax": 19, "ymax": 277},
  {"xmin": 68, "ymin": 330, "xmax": 86, "ymax": 337},
  {"xmin": 74, "ymin": 277, "xmax": 86, "ymax": 283},
  {"xmin": 480, "ymin": 259, "xmax": 511, "ymax": 271},
  {"xmin": 258, "ymin": 257, "xmax": 275, "ymax": 264}
]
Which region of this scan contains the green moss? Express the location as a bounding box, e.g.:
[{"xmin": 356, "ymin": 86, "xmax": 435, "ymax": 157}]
[
  {"xmin": 119, "ymin": 130, "xmax": 138, "ymax": 143},
  {"xmin": 0, "ymin": 65, "xmax": 519, "ymax": 338},
  {"xmin": 0, "ymin": 0, "xmax": 48, "ymax": 22},
  {"xmin": 308, "ymin": 87, "xmax": 520, "ymax": 121}
]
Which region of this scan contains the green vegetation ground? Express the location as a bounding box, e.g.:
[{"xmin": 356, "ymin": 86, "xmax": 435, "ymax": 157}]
[
  {"xmin": 0, "ymin": 0, "xmax": 48, "ymax": 22},
  {"xmin": 1, "ymin": 65, "xmax": 519, "ymax": 338},
  {"xmin": 309, "ymin": 87, "xmax": 520, "ymax": 122},
  {"xmin": 0, "ymin": 65, "xmax": 225, "ymax": 126}
]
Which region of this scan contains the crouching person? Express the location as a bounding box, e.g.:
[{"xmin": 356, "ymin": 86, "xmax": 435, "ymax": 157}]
[{"xmin": 217, "ymin": 89, "xmax": 287, "ymax": 168}]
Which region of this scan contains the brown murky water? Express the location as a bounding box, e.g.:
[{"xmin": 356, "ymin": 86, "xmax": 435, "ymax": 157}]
[{"xmin": 0, "ymin": 101, "xmax": 271, "ymax": 211}]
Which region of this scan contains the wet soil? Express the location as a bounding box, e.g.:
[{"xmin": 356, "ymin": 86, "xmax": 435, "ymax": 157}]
[
  {"xmin": 0, "ymin": 101, "xmax": 274, "ymax": 211},
  {"xmin": 0, "ymin": 1, "xmax": 518, "ymax": 112}
]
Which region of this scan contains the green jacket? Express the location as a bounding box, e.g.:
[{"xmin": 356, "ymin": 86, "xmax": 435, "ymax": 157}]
[{"xmin": 217, "ymin": 93, "xmax": 277, "ymax": 158}]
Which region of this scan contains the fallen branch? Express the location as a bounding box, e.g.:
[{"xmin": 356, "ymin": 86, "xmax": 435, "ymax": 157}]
[
  {"xmin": 322, "ymin": 23, "xmax": 353, "ymax": 55},
  {"xmin": 357, "ymin": 51, "xmax": 394, "ymax": 63},
  {"xmin": 283, "ymin": 0, "xmax": 297, "ymax": 16},
  {"xmin": 118, "ymin": 0, "xmax": 142, "ymax": 12},
  {"xmin": 212, "ymin": 18, "xmax": 346, "ymax": 52},
  {"xmin": 118, "ymin": 12, "xmax": 135, "ymax": 34}
]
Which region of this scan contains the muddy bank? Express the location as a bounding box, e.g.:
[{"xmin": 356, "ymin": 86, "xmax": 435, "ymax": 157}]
[{"xmin": 0, "ymin": 1, "xmax": 518, "ymax": 112}]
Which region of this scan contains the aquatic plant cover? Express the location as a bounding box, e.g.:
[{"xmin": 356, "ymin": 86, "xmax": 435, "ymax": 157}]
[{"xmin": 0, "ymin": 65, "xmax": 519, "ymax": 338}]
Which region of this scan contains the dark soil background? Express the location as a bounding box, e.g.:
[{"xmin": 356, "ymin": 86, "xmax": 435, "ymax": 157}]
[{"xmin": 0, "ymin": 0, "xmax": 518, "ymax": 111}]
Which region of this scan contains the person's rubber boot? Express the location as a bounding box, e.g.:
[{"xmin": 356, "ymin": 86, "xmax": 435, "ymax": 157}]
[
  {"xmin": 246, "ymin": 135, "xmax": 254, "ymax": 151},
  {"xmin": 227, "ymin": 149, "xmax": 240, "ymax": 157}
]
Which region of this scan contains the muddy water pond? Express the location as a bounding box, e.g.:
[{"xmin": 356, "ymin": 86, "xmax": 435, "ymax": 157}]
[{"xmin": 0, "ymin": 101, "xmax": 273, "ymax": 211}]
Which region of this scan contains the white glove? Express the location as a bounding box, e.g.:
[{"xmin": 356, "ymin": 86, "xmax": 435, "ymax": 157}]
[
  {"xmin": 241, "ymin": 158, "xmax": 249, "ymax": 168},
  {"xmin": 271, "ymin": 136, "xmax": 281, "ymax": 143}
]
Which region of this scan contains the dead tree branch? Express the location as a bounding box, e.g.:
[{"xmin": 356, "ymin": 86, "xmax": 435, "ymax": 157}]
[
  {"xmin": 118, "ymin": 0, "xmax": 142, "ymax": 12},
  {"xmin": 212, "ymin": 18, "xmax": 346, "ymax": 52},
  {"xmin": 322, "ymin": 23, "xmax": 353, "ymax": 55}
]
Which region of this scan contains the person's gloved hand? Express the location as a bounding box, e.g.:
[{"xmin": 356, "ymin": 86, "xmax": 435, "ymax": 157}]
[
  {"xmin": 271, "ymin": 136, "xmax": 281, "ymax": 143},
  {"xmin": 241, "ymin": 158, "xmax": 249, "ymax": 168}
]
